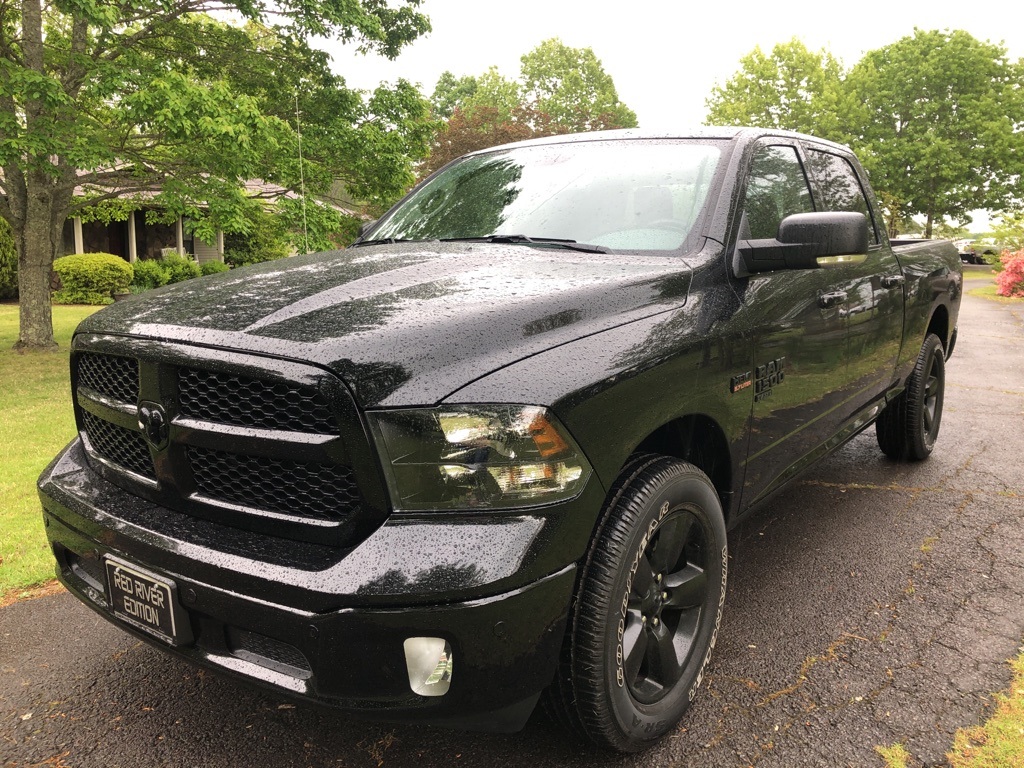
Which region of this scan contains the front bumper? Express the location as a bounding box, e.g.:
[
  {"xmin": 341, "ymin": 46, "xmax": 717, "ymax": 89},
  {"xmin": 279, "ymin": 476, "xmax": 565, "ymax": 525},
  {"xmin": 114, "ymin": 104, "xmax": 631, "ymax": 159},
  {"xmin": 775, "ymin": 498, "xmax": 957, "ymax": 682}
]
[{"xmin": 39, "ymin": 439, "xmax": 588, "ymax": 731}]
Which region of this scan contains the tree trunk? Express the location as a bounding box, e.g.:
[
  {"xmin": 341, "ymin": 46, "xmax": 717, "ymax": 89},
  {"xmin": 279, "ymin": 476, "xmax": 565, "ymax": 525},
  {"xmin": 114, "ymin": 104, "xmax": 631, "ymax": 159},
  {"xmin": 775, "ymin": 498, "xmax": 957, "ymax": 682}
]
[
  {"xmin": 13, "ymin": 191, "xmax": 64, "ymax": 351},
  {"xmin": 10, "ymin": 0, "xmax": 63, "ymax": 350},
  {"xmin": 925, "ymin": 211, "xmax": 934, "ymax": 240}
]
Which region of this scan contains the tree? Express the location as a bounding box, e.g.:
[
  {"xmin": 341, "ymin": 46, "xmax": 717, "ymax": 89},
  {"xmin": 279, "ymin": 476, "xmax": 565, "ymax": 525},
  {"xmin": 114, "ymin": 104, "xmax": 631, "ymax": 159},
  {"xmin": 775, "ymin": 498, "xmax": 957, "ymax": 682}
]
[
  {"xmin": 519, "ymin": 38, "xmax": 637, "ymax": 132},
  {"xmin": 875, "ymin": 191, "xmax": 911, "ymax": 239},
  {"xmin": 420, "ymin": 104, "xmax": 553, "ymax": 177},
  {"xmin": 0, "ymin": 1, "xmax": 432, "ymax": 350},
  {"xmin": 424, "ymin": 39, "xmax": 637, "ymax": 177},
  {"xmin": 704, "ymin": 38, "xmax": 851, "ymax": 142},
  {"xmin": 430, "ymin": 67, "xmax": 523, "ymax": 123},
  {"xmin": 845, "ymin": 29, "xmax": 1024, "ymax": 238},
  {"xmin": 463, "ymin": 68, "xmax": 525, "ymax": 122},
  {"xmin": 431, "ymin": 71, "xmax": 480, "ymax": 120},
  {"xmin": 932, "ymin": 219, "xmax": 970, "ymax": 240},
  {"xmin": 992, "ymin": 210, "xmax": 1024, "ymax": 251}
]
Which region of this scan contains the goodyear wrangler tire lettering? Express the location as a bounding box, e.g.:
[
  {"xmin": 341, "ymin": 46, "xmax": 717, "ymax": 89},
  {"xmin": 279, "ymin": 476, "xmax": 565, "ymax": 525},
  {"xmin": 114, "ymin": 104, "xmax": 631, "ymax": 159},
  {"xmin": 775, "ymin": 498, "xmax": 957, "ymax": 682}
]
[{"xmin": 545, "ymin": 456, "xmax": 728, "ymax": 752}]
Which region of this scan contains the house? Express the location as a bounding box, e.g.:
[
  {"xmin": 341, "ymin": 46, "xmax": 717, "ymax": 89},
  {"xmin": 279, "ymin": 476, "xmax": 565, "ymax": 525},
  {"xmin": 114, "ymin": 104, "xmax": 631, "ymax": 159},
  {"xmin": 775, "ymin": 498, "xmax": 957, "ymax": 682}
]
[
  {"xmin": 61, "ymin": 179, "xmax": 353, "ymax": 265},
  {"xmin": 62, "ymin": 202, "xmax": 225, "ymax": 265}
]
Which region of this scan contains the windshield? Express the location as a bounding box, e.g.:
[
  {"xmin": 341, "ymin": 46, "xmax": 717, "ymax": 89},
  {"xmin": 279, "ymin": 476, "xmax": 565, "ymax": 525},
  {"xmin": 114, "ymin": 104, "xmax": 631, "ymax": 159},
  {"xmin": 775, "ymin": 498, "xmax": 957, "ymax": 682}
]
[{"xmin": 369, "ymin": 140, "xmax": 723, "ymax": 252}]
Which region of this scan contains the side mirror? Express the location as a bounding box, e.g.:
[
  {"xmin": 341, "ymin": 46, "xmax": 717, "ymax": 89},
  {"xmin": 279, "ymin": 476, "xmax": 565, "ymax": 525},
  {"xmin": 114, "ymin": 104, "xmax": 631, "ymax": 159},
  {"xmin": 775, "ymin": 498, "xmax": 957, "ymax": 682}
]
[{"xmin": 736, "ymin": 212, "xmax": 869, "ymax": 274}]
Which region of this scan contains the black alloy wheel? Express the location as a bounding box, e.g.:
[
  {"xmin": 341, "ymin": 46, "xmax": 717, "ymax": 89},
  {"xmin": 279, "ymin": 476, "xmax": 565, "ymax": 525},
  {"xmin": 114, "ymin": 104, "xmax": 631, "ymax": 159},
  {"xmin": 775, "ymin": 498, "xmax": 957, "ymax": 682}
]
[
  {"xmin": 876, "ymin": 333, "xmax": 946, "ymax": 461},
  {"xmin": 546, "ymin": 455, "xmax": 727, "ymax": 752},
  {"xmin": 621, "ymin": 507, "xmax": 709, "ymax": 704}
]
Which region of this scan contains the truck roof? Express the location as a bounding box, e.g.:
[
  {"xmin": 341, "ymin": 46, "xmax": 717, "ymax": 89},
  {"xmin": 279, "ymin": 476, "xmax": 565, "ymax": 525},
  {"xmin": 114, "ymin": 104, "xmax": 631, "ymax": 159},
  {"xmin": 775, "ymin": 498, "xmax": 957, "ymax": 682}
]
[{"xmin": 464, "ymin": 126, "xmax": 854, "ymax": 157}]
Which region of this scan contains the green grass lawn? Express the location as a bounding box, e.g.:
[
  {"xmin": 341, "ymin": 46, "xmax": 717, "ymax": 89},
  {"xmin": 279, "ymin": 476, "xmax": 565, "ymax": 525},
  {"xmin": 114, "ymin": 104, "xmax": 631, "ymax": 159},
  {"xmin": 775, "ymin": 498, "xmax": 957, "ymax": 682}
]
[
  {"xmin": 0, "ymin": 303, "xmax": 99, "ymax": 595},
  {"xmin": 968, "ymin": 283, "xmax": 1024, "ymax": 302},
  {"xmin": 948, "ymin": 656, "xmax": 1024, "ymax": 767},
  {"xmin": 962, "ymin": 267, "xmax": 1023, "ymax": 303}
]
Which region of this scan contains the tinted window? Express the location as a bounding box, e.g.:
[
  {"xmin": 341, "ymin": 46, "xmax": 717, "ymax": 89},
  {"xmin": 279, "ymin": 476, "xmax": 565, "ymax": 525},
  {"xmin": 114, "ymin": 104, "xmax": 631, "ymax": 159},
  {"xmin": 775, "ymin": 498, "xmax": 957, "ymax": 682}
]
[
  {"xmin": 743, "ymin": 145, "xmax": 815, "ymax": 239},
  {"xmin": 805, "ymin": 150, "xmax": 878, "ymax": 243}
]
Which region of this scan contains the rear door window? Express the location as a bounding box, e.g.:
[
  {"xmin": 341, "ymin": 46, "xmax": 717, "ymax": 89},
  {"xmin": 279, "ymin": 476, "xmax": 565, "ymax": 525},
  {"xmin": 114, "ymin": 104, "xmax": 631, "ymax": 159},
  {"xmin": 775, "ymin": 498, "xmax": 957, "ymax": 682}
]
[{"xmin": 804, "ymin": 149, "xmax": 879, "ymax": 244}]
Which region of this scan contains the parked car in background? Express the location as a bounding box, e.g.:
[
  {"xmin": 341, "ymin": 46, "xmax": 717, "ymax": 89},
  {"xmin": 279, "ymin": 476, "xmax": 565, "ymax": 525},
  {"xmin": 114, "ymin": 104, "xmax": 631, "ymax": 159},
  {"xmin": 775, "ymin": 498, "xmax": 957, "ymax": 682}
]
[{"xmin": 958, "ymin": 239, "xmax": 1001, "ymax": 265}]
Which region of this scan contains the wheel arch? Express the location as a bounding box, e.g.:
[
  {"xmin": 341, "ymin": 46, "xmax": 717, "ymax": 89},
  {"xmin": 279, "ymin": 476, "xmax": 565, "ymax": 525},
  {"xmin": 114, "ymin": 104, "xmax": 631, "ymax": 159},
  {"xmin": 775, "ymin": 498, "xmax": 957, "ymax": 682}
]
[
  {"xmin": 631, "ymin": 414, "xmax": 733, "ymax": 521},
  {"xmin": 927, "ymin": 304, "xmax": 950, "ymax": 352}
]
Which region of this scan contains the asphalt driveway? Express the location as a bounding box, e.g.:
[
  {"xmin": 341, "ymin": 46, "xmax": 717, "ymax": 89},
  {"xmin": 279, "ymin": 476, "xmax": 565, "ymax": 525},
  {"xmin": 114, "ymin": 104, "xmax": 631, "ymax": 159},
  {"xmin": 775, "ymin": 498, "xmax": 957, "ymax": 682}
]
[{"xmin": 3, "ymin": 288, "xmax": 1023, "ymax": 768}]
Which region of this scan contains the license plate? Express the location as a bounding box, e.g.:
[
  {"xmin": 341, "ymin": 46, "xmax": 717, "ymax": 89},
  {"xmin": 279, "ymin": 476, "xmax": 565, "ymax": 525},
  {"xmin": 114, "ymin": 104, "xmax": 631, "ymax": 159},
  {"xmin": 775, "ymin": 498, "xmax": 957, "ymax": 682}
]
[{"xmin": 104, "ymin": 557, "xmax": 190, "ymax": 646}]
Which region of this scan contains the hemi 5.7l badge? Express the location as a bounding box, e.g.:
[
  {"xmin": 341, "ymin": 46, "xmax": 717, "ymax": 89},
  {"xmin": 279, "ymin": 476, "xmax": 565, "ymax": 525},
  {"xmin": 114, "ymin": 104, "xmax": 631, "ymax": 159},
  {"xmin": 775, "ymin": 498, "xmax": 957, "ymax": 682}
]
[
  {"xmin": 732, "ymin": 357, "xmax": 787, "ymax": 401},
  {"xmin": 730, "ymin": 372, "xmax": 752, "ymax": 393}
]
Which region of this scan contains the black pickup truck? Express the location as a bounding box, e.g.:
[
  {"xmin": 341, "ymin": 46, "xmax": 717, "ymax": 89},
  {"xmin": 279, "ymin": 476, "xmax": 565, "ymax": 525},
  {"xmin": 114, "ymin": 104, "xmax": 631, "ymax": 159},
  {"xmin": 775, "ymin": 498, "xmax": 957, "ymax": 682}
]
[{"xmin": 39, "ymin": 128, "xmax": 961, "ymax": 752}]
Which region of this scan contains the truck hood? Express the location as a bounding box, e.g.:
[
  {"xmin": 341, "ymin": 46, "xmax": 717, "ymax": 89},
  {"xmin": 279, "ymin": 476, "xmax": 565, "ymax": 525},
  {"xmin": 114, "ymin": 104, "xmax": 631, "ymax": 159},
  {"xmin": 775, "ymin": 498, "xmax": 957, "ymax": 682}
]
[{"xmin": 78, "ymin": 242, "xmax": 692, "ymax": 406}]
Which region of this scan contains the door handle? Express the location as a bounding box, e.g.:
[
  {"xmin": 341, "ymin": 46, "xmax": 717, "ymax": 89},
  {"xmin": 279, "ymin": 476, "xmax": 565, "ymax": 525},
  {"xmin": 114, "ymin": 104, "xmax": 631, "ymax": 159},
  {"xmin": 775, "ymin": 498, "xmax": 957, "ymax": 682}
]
[
  {"xmin": 818, "ymin": 291, "xmax": 847, "ymax": 309},
  {"xmin": 881, "ymin": 275, "xmax": 905, "ymax": 289}
]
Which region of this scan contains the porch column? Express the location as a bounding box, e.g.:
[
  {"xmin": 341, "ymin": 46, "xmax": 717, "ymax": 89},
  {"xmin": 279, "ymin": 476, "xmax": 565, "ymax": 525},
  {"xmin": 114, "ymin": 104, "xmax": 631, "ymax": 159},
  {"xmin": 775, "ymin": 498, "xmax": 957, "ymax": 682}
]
[
  {"xmin": 175, "ymin": 217, "xmax": 184, "ymax": 255},
  {"xmin": 217, "ymin": 230, "xmax": 224, "ymax": 260},
  {"xmin": 127, "ymin": 211, "xmax": 138, "ymax": 263},
  {"xmin": 73, "ymin": 217, "xmax": 84, "ymax": 254}
]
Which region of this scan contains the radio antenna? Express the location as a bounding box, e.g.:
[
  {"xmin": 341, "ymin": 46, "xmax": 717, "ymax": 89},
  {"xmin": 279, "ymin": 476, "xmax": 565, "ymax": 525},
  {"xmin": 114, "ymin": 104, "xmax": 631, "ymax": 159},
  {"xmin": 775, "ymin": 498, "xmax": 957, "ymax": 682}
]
[{"xmin": 295, "ymin": 93, "xmax": 309, "ymax": 253}]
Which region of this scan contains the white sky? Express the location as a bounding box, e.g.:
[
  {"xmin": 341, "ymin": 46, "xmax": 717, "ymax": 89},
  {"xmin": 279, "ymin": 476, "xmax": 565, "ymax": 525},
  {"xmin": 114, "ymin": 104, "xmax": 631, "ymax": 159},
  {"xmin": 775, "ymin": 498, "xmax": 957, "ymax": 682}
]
[{"xmin": 322, "ymin": 0, "xmax": 1024, "ymax": 232}]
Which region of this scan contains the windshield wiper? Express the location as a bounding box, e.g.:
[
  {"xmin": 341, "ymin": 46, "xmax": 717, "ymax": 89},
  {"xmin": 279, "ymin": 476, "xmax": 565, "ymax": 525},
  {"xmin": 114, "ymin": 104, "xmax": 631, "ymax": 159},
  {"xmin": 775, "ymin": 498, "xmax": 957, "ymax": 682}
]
[
  {"xmin": 352, "ymin": 237, "xmax": 420, "ymax": 247},
  {"xmin": 440, "ymin": 235, "xmax": 610, "ymax": 254}
]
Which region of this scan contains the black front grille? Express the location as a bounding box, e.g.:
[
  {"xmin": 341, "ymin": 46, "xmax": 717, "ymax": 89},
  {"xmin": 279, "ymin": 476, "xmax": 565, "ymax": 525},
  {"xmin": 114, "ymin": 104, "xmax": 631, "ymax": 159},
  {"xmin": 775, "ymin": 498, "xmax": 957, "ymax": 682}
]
[
  {"xmin": 187, "ymin": 446, "xmax": 358, "ymax": 520},
  {"xmin": 178, "ymin": 368, "xmax": 338, "ymax": 434},
  {"xmin": 78, "ymin": 353, "xmax": 139, "ymax": 403},
  {"xmin": 81, "ymin": 411, "xmax": 155, "ymax": 480},
  {"xmin": 73, "ymin": 340, "xmax": 369, "ymax": 546}
]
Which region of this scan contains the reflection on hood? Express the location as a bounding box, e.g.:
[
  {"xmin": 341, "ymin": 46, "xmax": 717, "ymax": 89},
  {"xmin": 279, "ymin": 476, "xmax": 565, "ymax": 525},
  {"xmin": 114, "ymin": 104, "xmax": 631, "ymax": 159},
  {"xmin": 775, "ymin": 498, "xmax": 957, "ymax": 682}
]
[{"xmin": 78, "ymin": 242, "xmax": 692, "ymax": 406}]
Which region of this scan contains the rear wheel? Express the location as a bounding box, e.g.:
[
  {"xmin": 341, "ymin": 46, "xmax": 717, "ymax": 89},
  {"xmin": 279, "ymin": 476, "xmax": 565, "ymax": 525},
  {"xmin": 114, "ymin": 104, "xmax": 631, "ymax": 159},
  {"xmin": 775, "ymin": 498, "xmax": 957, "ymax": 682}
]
[
  {"xmin": 546, "ymin": 456, "xmax": 727, "ymax": 752},
  {"xmin": 876, "ymin": 333, "xmax": 946, "ymax": 461}
]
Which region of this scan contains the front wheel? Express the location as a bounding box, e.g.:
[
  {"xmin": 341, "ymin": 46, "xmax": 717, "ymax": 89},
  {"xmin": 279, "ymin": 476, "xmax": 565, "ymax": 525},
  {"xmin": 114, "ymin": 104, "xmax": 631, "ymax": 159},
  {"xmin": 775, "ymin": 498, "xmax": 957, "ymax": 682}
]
[
  {"xmin": 876, "ymin": 333, "xmax": 946, "ymax": 461},
  {"xmin": 547, "ymin": 456, "xmax": 728, "ymax": 752}
]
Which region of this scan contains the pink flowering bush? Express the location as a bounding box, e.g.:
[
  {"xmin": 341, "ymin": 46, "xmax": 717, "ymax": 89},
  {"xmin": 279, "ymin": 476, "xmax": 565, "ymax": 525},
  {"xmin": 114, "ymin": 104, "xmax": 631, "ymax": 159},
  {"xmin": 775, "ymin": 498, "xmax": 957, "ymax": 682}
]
[{"xmin": 995, "ymin": 249, "xmax": 1024, "ymax": 298}]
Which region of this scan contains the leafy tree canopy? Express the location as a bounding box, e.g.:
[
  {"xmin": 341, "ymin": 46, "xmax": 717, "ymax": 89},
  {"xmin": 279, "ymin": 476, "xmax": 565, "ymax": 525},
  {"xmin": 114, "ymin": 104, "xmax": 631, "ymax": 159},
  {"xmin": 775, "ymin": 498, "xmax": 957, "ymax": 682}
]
[
  {"xmin": 705, "ymin": 38, "xmax": 850, "ymax": 142},
  {"xmin": 424, "ymin": 38, "xmax": 637, "ymax": 176},
  {"xmin": 464, "ymin": 68, "xmax": 526, "ymax": 123},
  {"xmin": 1, "ymin": 0, "xmax": 432, "ymax": 349},
  {"xmin": 431, "ymin": 71, "xmax": 481, "ymax": 120},
  {"xmin": 419, "ymin": 103, "xmax": 554, "ymax": 177},
  {"xmin": 846, "ymin": 29, "xmax": 1024, "ymax": 236},
  {"xmin": 705, "ymin": 30, "xmax": 1024, "ymax": 238},
  {"xmin": 519, "ymin": 38, "xmax": 637, "ymax": 133},
  {"xmin": 992, "ymin": 210, "xmax": 1024, "ymax": 250},
  {"xmin": 431, "ymin": 67, "xmax": 523, "ymax": 123}
]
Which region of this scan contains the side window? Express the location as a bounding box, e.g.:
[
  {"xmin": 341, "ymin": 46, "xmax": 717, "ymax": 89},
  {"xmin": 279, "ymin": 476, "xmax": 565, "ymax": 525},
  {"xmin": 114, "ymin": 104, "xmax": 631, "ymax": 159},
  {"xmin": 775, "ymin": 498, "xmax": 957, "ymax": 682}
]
[
  {"xmin": 743, "ymin": 145, "xmax": 815, "ymax": 239},
  {"xmin": 805, "ymin": 149, "xmax": 879, "ymax": 244}
]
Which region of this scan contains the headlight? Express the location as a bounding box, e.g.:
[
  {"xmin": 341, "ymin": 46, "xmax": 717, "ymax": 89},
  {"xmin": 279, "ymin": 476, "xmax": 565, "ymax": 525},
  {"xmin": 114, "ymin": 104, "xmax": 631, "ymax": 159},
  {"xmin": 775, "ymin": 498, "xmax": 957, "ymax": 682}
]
[{"xmin": 367, "ymin": 405, "xmax": 592, "ymax": 511}]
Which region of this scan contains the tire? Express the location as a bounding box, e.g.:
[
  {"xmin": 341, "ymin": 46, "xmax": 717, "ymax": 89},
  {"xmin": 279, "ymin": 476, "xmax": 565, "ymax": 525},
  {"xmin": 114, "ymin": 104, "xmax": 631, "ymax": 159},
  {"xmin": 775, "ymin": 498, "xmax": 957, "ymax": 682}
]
[
  {"xmin": 547, "ymin": 456, "xmax": 728, "ymax": 752},
  {"xmin": 876, "ymin": 333, "xmax": 945, "ymax": 461}
]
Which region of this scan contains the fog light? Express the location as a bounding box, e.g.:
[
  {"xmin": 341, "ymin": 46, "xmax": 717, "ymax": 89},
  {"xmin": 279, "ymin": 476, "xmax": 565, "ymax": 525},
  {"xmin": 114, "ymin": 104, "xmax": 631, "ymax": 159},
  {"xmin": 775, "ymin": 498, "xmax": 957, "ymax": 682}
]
[{"xmin": 403, "ymin": 637, "xmax": 453, "ymax": 697}]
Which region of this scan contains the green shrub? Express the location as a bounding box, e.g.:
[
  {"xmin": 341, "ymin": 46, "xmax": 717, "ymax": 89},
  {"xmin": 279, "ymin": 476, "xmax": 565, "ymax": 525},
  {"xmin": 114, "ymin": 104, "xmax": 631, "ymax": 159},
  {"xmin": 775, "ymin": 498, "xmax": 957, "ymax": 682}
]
[
  {"xmin": 52, "ymin": 252, "xmax": 133, "ymax": 305},
  {"xmin": 129, "ymin": 254, "xmax": 214, "ymax": 293},
  {"xmin": 0, "ymin": 219, "xmax": 16, "ymax": 300},
  {"xmin": 223, "ymin": 249, "xmax": 254, "ymax": 268},
  {"xmin": 131, "ymin": 258, "xmax": 171, "ymax": 290},
  {"xmin": 223, "ymin": 207, "xmax": 291, "ymax": 267},
  {"xmin": 161, "ymin": 253, "xmax": 202, "ymax": 284},
  {"xmin": 200, "ymin": 260, "xmax": 230, "ymax": 276}
]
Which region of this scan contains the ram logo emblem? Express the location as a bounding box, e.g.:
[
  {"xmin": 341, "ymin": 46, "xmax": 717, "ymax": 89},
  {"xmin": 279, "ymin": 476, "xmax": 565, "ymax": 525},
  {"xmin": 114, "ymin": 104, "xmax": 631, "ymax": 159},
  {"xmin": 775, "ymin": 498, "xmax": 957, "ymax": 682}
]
[{"xmin": 138, "ymin": 402, "xmax": 170, "ymax": 450}]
